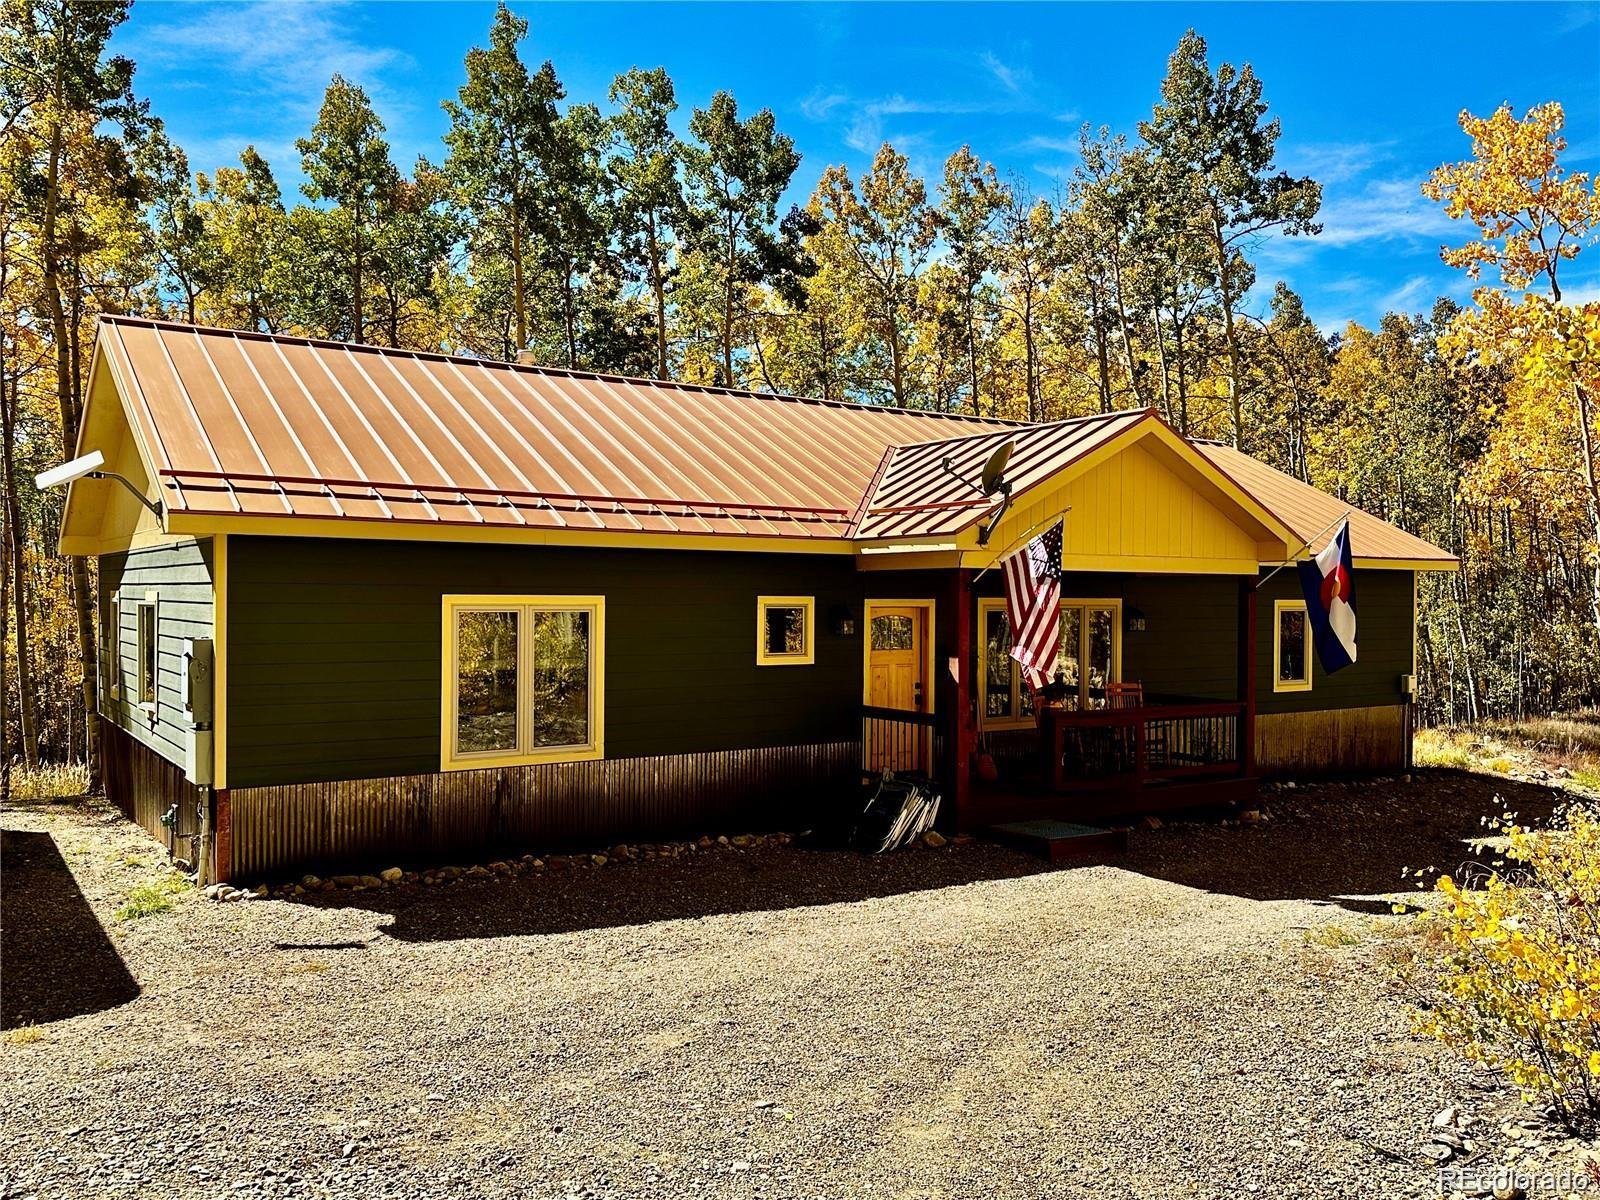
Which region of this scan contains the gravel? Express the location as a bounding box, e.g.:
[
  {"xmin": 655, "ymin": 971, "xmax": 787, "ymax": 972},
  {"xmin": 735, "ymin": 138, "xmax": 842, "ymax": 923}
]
[{"xmin": 0, "ymin": 772, "xmax": 1588, "ymax": 1199}]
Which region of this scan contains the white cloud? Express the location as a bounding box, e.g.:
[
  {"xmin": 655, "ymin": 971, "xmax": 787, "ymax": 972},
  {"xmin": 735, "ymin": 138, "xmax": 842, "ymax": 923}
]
[
  {"xmin": 1278, "ymin": 140, "xmax": 1394, "ymax": 186},
  {"xmin": 980, "ymin": 51, "xmax": 1031, "ymax": 96},
  {"xmin": 1380, "ymin": 274, "xmax": 1436, "ymax": 314},
  {"xmin": 122, "ymin": 2, "xmax": 417, "ymax": 134},
  {"xmin": 1313, "ymin": 177, "xmax": 1459, "ymax": 248}
]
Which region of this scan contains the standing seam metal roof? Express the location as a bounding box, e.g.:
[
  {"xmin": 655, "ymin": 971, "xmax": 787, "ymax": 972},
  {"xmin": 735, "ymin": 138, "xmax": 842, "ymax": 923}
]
[{"xmin": 91, "ymin": 315, "xmax": 1456, "ymax": 563}]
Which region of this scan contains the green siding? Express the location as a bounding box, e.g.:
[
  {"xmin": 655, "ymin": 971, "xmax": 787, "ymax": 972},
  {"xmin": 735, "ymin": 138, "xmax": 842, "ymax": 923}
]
[
  {"xmin": 974, "ymin": 567, "xmax": 1413, "ymax": 713},
  {"xmin": 226, "ymin": 537, "xmax": 873, "ymax": 788},
  {"xmin": 224, "ymin": 535, "xmax": 1417, "ymax": 789},
  {"xmin": 1255, "ymin": 568, "xmax": 1413, "ymax": 714},
  {"xmin": 99, "ymin": 539, "xmax": 214, "ymax": 771}
]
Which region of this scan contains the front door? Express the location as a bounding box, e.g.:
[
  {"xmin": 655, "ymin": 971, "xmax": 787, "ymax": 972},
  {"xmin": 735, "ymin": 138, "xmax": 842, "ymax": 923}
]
[{"xmin": 866, "ymin": 604, "xmax": 929, "ymax": 772}]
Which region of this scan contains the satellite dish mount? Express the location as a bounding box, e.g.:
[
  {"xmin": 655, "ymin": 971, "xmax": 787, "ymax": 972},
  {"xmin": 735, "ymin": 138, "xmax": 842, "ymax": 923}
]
[{"xmin": 940, "ymin": 440, "xmax": 1015, "ymax": 547}]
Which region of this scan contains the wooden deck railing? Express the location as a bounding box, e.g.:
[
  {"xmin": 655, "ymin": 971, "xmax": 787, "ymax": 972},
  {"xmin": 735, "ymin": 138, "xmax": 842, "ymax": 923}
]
[
  {"xmin": 861, "ymin": 705, "xmax": 940, "ymax": 777},
  {"xmin": 1043, "ymin": 702, "xmax": 1246, "ymax": 792}
]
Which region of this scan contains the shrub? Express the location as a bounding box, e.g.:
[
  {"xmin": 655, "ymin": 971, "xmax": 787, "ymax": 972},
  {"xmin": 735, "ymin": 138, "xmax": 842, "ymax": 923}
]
[
  {"xmin": 1406, "ymin": 803, "xmax": 1600, "ymax": 1125},
  {"xmin": 115, "ymin": 873, "xmax": 188, "ymax": 921}
]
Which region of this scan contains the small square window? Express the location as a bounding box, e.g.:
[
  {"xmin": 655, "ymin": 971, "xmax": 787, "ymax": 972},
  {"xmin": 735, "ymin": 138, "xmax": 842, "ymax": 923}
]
[
  {"xmin": 1274, "ymin": 600, "xmax": 1312, "ymax": 692},
  {"xmin": 756, "ymin": 596, "xmax": 814, "ymax": 666}
]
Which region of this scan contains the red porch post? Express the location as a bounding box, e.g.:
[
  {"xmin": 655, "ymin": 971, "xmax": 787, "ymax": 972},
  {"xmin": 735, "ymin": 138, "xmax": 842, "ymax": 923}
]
[
  {"xmin": 949, "ymin": 568, "xmax": 974, "ymax": 829},
  {"xmin": 1239, "ymin": 580, "xmax": 1257, "ymax": 777}
]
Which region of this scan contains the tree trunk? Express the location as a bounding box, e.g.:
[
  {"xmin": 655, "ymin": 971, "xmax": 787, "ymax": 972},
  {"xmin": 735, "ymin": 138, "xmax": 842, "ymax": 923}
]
[
  {"xmin": 41, "ymin": 125, "xmax": 100, "ymax": 786},
  {"xmin": 648, "ymin": 210, "xmax": 668, "ymax": 379},
  {"xmin": 510, "ymin": 203, "xmax": 527, "ymax": 353},
  {"xmin": 0, "ymin": 369, "xmax": 37, "ymax": 767},
  {"xmin": 1572, "ymin": 379, "xmax": 1600, "ymax": 641},
  {"xmin": 1209, "ymin": 212, "xmax": 1245, "ymax": 449}
]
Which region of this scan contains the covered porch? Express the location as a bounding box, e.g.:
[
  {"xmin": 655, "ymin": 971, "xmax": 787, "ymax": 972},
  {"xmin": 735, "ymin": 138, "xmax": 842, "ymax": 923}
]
[{"xmin": 859, "ymin": 569, "xmax": 1262, "ymax": 831}]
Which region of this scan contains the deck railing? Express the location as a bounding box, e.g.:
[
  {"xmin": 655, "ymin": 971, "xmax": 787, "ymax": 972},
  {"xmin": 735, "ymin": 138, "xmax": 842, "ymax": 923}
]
[
  {"xmin": 861, "ymin": 705, "xmax": 940, "ymax": 777},
  {"xmin": 1044, "ymin": 702, "xmax": 1246, "ymax": 792}
]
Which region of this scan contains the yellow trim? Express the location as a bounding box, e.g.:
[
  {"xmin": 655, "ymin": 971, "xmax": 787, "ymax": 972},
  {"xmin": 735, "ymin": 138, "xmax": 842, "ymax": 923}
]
[
  {"xmin": 167, "ymin": 512, "xmax": 858, "ymax": 557},
  {"xmin": 213, "ymin": 534, "xmax": 228, "ymax": 789},
  {"xmin": 440, "ymin": 594, "xmax": 606, "ymax": 772},
  {"xmin": 1059, "ymin": 553, "xmax": 1259, "ymax": 576},
  {"xmin": 755, "ymin": 595, "xmax": 815, "ymax": 666},
  {"xmin": 861, "ymin": 598, "xmax": 937, "ymax": 715},
  {"xmin": 1272, "ymin": 599, "xmax": 1313, "ymax": 693},
  {"xmin": 976, "ymin": 596, "xmax": 1123, "ymax": 727},
  {"xmin": 976, "ymin": 597, "xmax": 1031, "ymax": 730}
]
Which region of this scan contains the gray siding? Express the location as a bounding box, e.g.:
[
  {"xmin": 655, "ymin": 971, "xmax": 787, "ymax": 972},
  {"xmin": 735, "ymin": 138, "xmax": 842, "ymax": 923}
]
[{"xmin": 99, "ymin": 539, "xmax": 214, "ymax": 771}]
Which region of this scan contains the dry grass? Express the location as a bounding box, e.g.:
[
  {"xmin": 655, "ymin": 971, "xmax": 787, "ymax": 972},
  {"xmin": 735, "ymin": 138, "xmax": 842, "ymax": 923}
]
[
  {"xmin": 7, "ymin": 762, "xmax": 90, "ymax": 802},
  {"xmin": 1414, "ymin": 713, "xmax": 1600, "ymax": 790},
  {"xmin": 3, "ymin": 1026, "xmax": 45, "ymax": 1046}
]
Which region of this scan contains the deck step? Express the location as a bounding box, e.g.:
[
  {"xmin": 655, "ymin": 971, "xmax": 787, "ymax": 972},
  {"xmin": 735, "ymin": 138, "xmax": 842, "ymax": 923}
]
[{"xmin": 985, "ymin": 818, "xmax": 1128, "ymax": 864}]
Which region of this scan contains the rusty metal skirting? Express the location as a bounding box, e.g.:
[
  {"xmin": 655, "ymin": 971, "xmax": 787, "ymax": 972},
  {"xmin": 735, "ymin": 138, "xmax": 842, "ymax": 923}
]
[
  {"xmin": 228, "ymin": 741, "xmax": 861, "ymax": 877},
  {"xmin": 102, "ymin": 722, "xmax": 204, "ymax": 862}
]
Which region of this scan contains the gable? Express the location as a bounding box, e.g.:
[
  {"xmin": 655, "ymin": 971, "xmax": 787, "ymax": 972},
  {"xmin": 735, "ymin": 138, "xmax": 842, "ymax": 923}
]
[
  {"xmin": 59, "ymin": 349, "xmax": 167, "ymax": 556},
  {"xmin": 974, "ymin": 424, "xmax": 1296, "ymax": 575}
]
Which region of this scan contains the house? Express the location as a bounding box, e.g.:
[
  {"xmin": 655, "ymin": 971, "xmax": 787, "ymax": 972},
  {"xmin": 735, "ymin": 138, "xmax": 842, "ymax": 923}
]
[{"xmin": 57, "ymin": 315, "xmax": 1457, "ymax": 881}]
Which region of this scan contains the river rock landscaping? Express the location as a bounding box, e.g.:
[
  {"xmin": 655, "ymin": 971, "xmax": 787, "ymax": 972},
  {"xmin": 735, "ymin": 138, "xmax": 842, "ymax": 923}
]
[{"xmin": 3, "ymin": 771, "xmax": 1598, "ymax": 1199}]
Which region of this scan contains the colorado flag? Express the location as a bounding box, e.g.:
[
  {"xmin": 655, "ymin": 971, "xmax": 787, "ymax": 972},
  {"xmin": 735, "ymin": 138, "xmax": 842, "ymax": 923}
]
[{"xmin": 1297, "ymin": 520, "xmax": 1357, "ymax": 673}]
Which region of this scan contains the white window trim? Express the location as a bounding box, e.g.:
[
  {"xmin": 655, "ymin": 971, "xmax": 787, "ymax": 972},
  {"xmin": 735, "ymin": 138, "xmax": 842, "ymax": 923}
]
[
  {"xmin": 1273, "ymin": 598, "xmax": 1313, "ymax": 693},
  {"xmin": 756, "ymin": 595, "xmax": 815, "ymax": 666},
  {"xmin": 977, "ymin": 596, "xmax": 1123, "ymax": 728},
  {"xmin": 441, "ymin": 594, "xmax": 605, "ymax": 771},
  {"xmin": 136, "ymin": 591, "xmax": 159, "ymax": 719}
]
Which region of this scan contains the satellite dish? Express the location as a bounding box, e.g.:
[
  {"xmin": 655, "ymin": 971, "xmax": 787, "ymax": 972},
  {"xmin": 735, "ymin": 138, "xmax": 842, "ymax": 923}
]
[{"xmin": 980, "ymin": 441, "xmax": 1014, "ymax": 497}]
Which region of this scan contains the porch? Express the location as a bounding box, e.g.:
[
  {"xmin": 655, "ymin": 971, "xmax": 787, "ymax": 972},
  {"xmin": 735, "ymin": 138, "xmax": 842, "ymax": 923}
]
[{"xmin": 859, "ymin": 570, "xmax": 1261, "ymax": 830}]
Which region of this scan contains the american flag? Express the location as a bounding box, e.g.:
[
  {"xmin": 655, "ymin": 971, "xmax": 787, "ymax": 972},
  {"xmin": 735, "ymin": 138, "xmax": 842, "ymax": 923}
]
[{"xmin": 1002, "ymin": 520, "xmax": 1063, "ymax": 691}]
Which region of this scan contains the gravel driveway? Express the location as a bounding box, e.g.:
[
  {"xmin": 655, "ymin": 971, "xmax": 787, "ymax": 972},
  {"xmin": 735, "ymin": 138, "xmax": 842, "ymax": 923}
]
[{"xmin": 0, "ymin": 773, "xmax": 1585, "ymax": 1199}]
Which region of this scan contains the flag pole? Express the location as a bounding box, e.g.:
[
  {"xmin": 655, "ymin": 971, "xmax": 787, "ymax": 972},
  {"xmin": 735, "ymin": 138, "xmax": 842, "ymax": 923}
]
[
  {"xmin": 971, "ymin": 508, "xmax": 1071, "ymax": 583},
  {"xmin": 1255, "ymin": 509, "xmax": 1353, "ymax": 591}
]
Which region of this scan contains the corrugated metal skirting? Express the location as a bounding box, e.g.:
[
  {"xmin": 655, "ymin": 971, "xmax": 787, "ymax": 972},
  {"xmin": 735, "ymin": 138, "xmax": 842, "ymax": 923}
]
[
  {"xmin": 229, "ymin": 742, "xmax": 860, "ymax": 877},
  {"xmin": 103, "ymin": 721, "xmax": 204, "ymax": 862}
]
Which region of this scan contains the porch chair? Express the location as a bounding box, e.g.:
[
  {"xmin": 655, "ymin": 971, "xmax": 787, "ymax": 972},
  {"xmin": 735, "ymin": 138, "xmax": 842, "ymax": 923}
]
[{"xmin": 1103, "ymin": 681, "xmax": 1169, "ymax": 771}]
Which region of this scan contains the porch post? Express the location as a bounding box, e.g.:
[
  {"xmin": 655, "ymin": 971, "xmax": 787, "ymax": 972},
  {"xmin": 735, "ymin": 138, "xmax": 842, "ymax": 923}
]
[
  {"xmin": 949, "ymin": 568, "xmax": 974, "ymax": 829},
  {"xmin": 1239, "ymin": 579, "xmax": 1257, "ymax": 778}
]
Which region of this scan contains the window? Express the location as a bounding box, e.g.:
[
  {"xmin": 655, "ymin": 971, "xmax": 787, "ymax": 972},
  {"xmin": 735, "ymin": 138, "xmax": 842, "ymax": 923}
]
[
  {"xmin": 443, "ymin": 596, "xmax": 604, "ymax": 769},
  {"xmin": 978, "ymin": 597, "xmax": 1122, "ymax": 726},
  {"xmin": 756, "ymin": 596, "xmax": 814, "ymax": 666},
  {"xmin": 135, "ymin": 593, "xmax": 158, "ymax": 713},
  {"xmin": 1274, "ymin": 599, "xmax": 1312, "ymax": 692}
]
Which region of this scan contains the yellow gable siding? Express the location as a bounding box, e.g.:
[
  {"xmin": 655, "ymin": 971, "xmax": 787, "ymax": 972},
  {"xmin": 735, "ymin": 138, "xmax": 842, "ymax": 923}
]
[{"xmin": 989, "ymin": 440, "xmax": 1262, "ymax": 574}]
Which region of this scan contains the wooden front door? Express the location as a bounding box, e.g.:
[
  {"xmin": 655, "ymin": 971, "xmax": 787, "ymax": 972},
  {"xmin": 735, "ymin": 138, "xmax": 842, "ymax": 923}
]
[{"xmin": 866, "ymin": 605, "xmax": 929, "ymax": 772}]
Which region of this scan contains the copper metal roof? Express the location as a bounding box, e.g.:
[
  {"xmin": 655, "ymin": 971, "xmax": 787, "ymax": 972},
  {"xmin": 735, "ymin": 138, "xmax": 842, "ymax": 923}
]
[
  {"xmin": 97, "ymin": 316, "xmax": 1019, "ymax": 540},
  {"xmin": 852, "ymin": 409, "xmax": 1153, "ymax": 539},
  {"xmin": 90, "ymin": 316, "xmax": 1455, "ymax": 564},
  {"xmin": 1196, "ymin": 443, "xmax": 1457, "ymax": 564}
]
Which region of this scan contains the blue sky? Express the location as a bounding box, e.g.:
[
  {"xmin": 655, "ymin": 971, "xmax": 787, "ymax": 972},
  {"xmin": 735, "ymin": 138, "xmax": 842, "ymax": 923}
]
[{"xmin": 113, "ymin": 1, "xmax": 1600, "ymax": 332}]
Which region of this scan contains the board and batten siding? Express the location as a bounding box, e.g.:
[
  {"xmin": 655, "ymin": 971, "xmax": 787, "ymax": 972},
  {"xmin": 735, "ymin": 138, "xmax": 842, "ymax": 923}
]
[
  {"xmin": 225, "ymin": 537, "xmax": 870, "ymax": 789},
  {"xmin": 99, "ymin": 538, "xmax": 215, "ymax": 771}
]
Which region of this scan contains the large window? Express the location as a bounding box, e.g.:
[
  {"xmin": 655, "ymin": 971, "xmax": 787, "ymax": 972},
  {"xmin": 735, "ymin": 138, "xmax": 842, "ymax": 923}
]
[
  {"xmin": 756, "ymin": 596, "xmax": 814, "ymax": 666},
  {"xmin": 978, "ymin": 597, "xmax": 1122, "ymax": 727},
  {"xmin": 443, "ymin": 596, "xmax": 604, "ymax": 769},
  {"xmin": 1274, "ymin": 599, "xmax": 1312, "ymax": 692}
]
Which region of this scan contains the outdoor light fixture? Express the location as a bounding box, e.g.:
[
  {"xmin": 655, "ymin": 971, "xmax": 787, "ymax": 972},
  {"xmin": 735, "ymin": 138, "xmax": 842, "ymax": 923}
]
[{"xmin": 35, "ymin": 449, "xmax": 163, "ymax": 517}]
